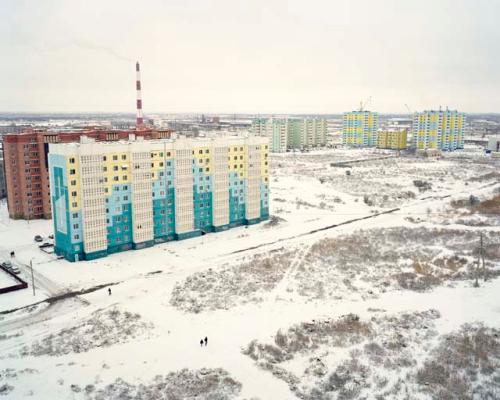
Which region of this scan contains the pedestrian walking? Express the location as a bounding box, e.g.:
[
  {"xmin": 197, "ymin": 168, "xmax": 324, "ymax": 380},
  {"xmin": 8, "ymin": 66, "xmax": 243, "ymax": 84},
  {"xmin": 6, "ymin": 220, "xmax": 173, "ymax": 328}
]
[
  {"xmin": 108, "ymin": 288, "xmax": 112, "ymax": 296},
  {"xmin": 204, "ymin": 336, "xmax": 208, "ymax": 346},
  {"xmin": 200, "ymin": 339, "xmax": 203, "ymax": 347}
]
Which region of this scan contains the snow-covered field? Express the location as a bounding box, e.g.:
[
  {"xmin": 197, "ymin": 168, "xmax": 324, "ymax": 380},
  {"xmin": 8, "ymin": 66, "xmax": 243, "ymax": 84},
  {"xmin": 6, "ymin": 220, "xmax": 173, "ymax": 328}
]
[{"xmin": 0, "ymin": 147, "xmax": 499, "ymax": 399}]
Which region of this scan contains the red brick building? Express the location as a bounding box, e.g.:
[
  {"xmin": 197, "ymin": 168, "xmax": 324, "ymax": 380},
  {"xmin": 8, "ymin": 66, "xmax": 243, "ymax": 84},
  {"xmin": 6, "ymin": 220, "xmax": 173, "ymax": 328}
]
[{"xmin": 3, "ymin": 127, "xmax": 173, "ymax": 219}]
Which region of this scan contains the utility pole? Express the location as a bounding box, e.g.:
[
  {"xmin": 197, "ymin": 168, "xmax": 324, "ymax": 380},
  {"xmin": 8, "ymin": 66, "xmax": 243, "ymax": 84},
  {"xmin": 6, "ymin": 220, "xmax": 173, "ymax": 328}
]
[
  {"xmin": 480, "ymin": 232, "xmax": 486, "ymax": 282},
  {"xmin": 473, "ymin": 234, "xmax": 480, "ymax": 288},
  {"xmin": 30, "ymin": 259, "xmax": 35, "ymax": 296}
]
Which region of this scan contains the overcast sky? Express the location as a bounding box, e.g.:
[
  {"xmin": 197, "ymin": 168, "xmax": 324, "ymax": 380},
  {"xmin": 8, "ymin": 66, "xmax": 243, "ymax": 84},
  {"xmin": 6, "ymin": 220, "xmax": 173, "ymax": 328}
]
[{"xmin": 1, "ymin": 0, "xmax": 499, "ymax": 114}]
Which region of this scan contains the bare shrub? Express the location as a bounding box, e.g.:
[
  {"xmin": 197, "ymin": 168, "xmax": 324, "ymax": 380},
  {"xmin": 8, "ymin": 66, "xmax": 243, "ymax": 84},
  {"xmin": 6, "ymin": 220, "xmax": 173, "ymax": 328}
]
[
  {"xmin": 413, "ymin": 180, "xmax": 432, "ymax": 192},
  {"xmin": 90, "ymin": 368, "xmax": 241, "ymax": 400},
  {"xmin": 416, "ymin": 323, "xmax": 500, "ymax": 399},
  {"xmin": 170, "ymin": 251, "xmax": 293, "ymax": 313},
  {"xmin": 20, "ymin": 308, "xmax": 152, "ymax": 357},
  {"xmin": 0, "ymin": 384, "xmax": 14, "ymax": 396}
]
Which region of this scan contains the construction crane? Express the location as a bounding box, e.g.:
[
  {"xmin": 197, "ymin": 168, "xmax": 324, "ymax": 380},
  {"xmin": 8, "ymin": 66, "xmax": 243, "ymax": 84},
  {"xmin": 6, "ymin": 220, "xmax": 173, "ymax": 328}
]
[
  {"xmin": 359, "ymin": 96, "xmax": 372, "ymax": 112},
  {"xmin": 404, "ymin": 103, "xmax": 412, "ymax": 116}
]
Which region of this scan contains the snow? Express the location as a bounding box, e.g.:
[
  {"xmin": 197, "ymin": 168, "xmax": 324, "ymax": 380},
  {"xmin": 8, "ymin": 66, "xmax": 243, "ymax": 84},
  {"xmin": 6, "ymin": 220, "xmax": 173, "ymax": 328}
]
[
  {"xmin": 0, "ymin": 147, "xmax": 499, "ymax": 399},
  {"xmin": 0, "ymin": 270, "xmax": 18, "ymax": 288}
]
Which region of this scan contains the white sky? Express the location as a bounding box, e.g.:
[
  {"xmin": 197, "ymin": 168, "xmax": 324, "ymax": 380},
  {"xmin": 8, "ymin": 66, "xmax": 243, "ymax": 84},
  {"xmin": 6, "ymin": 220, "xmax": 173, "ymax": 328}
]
[{"xmin": 1, "ymin": 0, "xmax": 499, "ymax": 113}]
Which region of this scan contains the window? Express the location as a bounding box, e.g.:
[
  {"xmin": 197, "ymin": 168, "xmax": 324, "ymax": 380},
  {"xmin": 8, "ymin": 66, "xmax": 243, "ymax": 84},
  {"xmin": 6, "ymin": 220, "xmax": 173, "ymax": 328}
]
[
  {"xmin": 113, "ymin": 155, "xmax": 118, "ymax": 161},
  {"xmin": 122, "ymin": 155, "xmax": 127, "ymax": 160},
  {"xmin": 72, "ymin": 213, "xmax": 78, "ymax": 218},
  {"xmin": 123, "ymin": 175, "xmax": 128, "ymax": 181},
  {"xmin": 123, "ymin": 196, "xmax": 128, "ymax": 201},
  {"xmin": 71, "ymin": 180, "xmax": 76, "ymax": 186},
  {"xmin": 74, "ymin": 234, "xmax": 80, "ymax": 240},
  {"xmin": 103, "ymin": 156, "xmax": 107, "ymax": 161},
  {"xmin": 69, "ymin": 157, "xmax": 75, "ymax": 164},
  {"xmin": 70, "ymin": 169, "xmax": 76, "ymax": 175},
  {"xmin": 113, "ymin": 176, "xmax": 119, "ymax": 181},
  {"xmin": 73, "ymin": 223, "xmax": 79, "ymax": 229},
  {"xmin": 72, "ymin": 202, "xmax": 78, "ymax": 207},
  {"xmin": 167, "ymin": 152, "xmax": 171, "ymax": 157},
  {"xmin": 113, "ymin": 166, "xmax": 118, "ymax": 171},
  {"xmin": 71, "ymin": 191, "xmax": 77, "ymax": 197},
  {"xmin": 103, "ymin": 166, "xmax": 107, "ymax": 172}
]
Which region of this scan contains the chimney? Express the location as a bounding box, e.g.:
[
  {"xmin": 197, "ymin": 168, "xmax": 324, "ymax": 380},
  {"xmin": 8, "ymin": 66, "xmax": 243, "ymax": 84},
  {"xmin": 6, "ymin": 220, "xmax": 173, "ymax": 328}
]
[{"xmin": 136, "ymin": 61, "xmax": 144, "ymax": 128}]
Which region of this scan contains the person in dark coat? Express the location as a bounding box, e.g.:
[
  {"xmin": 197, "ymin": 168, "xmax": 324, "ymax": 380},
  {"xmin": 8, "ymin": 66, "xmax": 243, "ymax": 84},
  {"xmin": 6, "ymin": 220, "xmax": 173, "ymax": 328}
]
[
  {"xmin": 204, "ymin": 336, "xmax": 208, "ymax": 346},
  {"xmin": 108, "ymin": 288, "xmax": 112, "ymax": 295},
  {"xmin": 200, "ymin": 339, "xmax": 204, "ymax": 347}
]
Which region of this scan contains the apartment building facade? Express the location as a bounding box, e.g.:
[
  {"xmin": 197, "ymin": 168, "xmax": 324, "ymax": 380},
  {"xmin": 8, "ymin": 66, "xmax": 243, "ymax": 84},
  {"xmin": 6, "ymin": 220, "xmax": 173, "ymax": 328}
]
[
  {"xmin": 252, "ymin": 118, "xmax": 327, "ymax": 152},
  {"xmin": 342, "ymin": 111, "xmax": 378, "ymax": 147},
  {"xmin": 377, "ymin": 130, "xmax": 408, "ymax": 150},
  {"xmin": 412, "ymin": 110, "xmax": 465, "ymax": 151},
  {"xmin": 49, "ymin": 136, "xmax": 270, "ymax": 261},
  {"xmin": 2, "ymin": 128, "xmax": 172, "ymax": 219}
]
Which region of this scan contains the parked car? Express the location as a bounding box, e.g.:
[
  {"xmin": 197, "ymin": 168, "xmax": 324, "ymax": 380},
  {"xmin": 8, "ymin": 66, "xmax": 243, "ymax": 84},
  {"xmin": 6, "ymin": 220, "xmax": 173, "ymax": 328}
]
[
  {"xmin": 1, "ymin": 261, "xmax": 13, "ymax": 270},
  {"xmin": 48, "ymin": 234, "xmax": 54, "ymax": 239},
  {"xmin": 11, "ymin": 266, "xmax": 21, "ymax": 274},
  {"xmin": 34, "ymin": 235, "xmax": 43, "ymax": 242}
]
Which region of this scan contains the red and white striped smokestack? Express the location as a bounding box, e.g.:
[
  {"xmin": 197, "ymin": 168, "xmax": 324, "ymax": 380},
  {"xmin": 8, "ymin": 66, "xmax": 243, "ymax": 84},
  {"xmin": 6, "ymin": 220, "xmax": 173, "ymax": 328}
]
[{"xmin": 136, "ymin": 61, "xmax": 143, "ymax": 127}]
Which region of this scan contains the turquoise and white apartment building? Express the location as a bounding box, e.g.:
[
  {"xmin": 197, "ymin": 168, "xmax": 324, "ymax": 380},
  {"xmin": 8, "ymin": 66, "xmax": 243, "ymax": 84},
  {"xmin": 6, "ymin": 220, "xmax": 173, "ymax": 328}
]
[{"xmin": 49, "ymin": 135, "xmax": 270, "ymax": 261}]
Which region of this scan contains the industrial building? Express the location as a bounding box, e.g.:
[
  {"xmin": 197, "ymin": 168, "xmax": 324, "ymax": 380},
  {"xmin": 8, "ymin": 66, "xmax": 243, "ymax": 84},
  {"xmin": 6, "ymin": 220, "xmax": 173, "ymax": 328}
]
[
  {"xmin": 377, "ymin": 130, "xmax": 408, "ymax": 150},
  {"xmin": 342, "ymin": 111, "xmax": 378, "ymax": 147},
  {"xmin": 251, "ymin": 118, "xmax": 327, "ymax": 152},
  {"xmin": 49, "ymin": 135, "xmax": 270, "ymax": 262},
  {"xmin": 412, "ymin": 109, "xmax": 465, "ymax": 151},
  {"xmin": 487, "ymin": 136, "xmax": 500, "ymax": 153}
]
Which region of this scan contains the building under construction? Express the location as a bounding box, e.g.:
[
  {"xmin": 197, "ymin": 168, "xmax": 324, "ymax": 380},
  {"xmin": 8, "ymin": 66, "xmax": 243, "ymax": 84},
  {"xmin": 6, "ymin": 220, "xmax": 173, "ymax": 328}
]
[{"xmin": 377, "ymin": 130, "xmax": 408, "ymax": 150}]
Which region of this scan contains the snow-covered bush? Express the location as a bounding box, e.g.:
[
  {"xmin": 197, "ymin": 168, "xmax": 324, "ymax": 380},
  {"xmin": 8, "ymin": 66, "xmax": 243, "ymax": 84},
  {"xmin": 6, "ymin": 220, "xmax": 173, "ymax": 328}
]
[
  {"xmin": 88, "ymin": 368, "xmax": 241, "ymax": 400},
  {"xmin": 19, "ymin": 308, "xmax": 152, "ymax": 357}
]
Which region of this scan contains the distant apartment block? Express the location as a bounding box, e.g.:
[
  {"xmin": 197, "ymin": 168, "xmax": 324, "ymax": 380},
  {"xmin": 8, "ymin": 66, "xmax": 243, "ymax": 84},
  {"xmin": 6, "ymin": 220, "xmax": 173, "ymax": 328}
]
[
  {"xmin": 412, "ymin": 110, "xmax": 465, "ymax": 151},
  {"xmin": 2, "ymin": 128, "xmax": 173, "ymax": 220},
  {"xmin": 252, "ymin": 118, "xmax": 327, "ymax": 152},
  {"xmin": 342, "ymin": 111, "xmax": 378, "ymax": 147},
  {"xmin": 49, "ymin": 136, "xmax": 270, "ymax": 262},
  {"xmin": 377, "ymin": 130, "xmax": 407, "ymax": 150}
]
